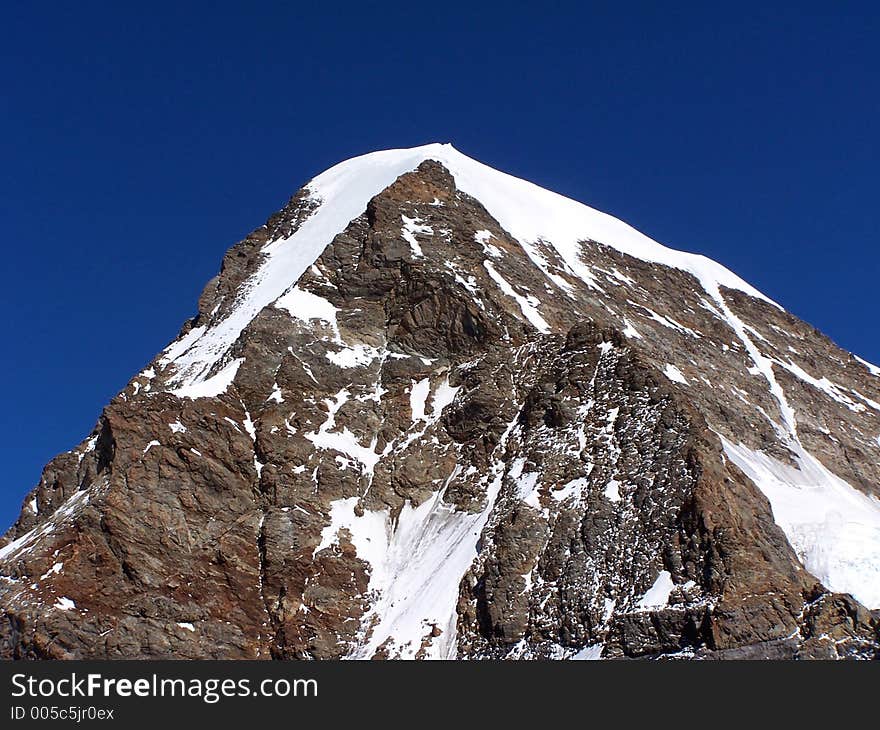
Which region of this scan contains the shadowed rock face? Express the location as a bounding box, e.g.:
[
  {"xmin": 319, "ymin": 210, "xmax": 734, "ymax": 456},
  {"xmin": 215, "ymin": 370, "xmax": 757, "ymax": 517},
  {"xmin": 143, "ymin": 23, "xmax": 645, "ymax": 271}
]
[{"xmin": 2, "ymin": 156, "xmax": 878, "ymax": 660}]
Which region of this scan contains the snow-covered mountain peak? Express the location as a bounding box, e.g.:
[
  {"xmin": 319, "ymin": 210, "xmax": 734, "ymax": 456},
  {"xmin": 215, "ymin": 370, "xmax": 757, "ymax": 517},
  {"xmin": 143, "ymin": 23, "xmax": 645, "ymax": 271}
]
[
  {"xmin": 163, "ymin": 143, "xmax": 777, "ymax": 391},
  {"xmin": 3, "ymin": 143, "xmax": 879, "ymax": 660},
  {"xmin": 310, "ymin": 143, "xmax": 775, "ymax": 303}
]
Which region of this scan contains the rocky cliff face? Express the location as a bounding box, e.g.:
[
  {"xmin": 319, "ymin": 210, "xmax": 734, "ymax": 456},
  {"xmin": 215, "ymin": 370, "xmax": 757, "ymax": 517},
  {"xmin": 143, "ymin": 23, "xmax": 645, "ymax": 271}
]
[{"xmin": 2, "ymin": 145, "xmax": 879, "ymax": 659}]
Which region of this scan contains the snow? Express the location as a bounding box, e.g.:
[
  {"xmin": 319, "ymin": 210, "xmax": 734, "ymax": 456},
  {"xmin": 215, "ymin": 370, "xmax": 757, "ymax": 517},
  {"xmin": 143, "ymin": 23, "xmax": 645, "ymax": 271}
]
[
  {"xmin": 137, "ymin": 141, "xmax": 880, "ymax": 623},
  {"xmin": 169, "ymin": 420, "xmax": 187, "ymax": 434},
  {"xmin": 325, "ymin": 344, "xmax": 383, "ymax": 369},
  {"xmin": 400, "ymin": 145, "xmax": 775, "ymax": 304},
  {"xmin": 316, "ymin": 414, "xmax": 524, "ymax": 660},
  {"xmin": 570, "ymin": 645, "xmax": 604, "ymax": 660},
  {"xmin": 551, "ymin": 477, "xmax": 589, "ymax": 503},
  {"xmin": 855, "ymin": 355, "xmax": 880, "ymax": 377},
  {"xmin": 242, "ymin": 410, "xmax": 264, "ymax": 478},
  {"xmin": 523, "ymin": 245, "xmax": 580, "ymax": 297},
  {"xmin": 708, "ymin": 282, "xmax": 798, "ymax": 436},
  {"xmin": 448, "ymin": 263, "xmax": 482, "ymax": 300},
  {"xmin": 721, "ymin": 437, "xmax": 880, "ymax": 609},
  {"xmin": 609, "ymin": 268, "xmax": 635, "ymax": 286},
  {"xmin": 394, "ymin": 377, "xmax": 460, "ymax": 456},
  {"xmin": 743, "ymin": 324, "xmax": 769, "ymax": 343},
  {"xmin": 401, "ymin": 215, "xmax": 432, "ymax": 257},
  {"xmin": 305, "ymin": 389, "xmax": 380, "ymax": 476},
  {"xmin": 634, "ymin": 304, "xmax": 701, "ymax": 338},
  {"xmin": 431, "ymin": 379, "xmax": 459, "ymax": 414},
  {"xmin": 275, "ymin": 284, "xmax": 379, "ymax": 370},
  {"xmin": 275, "ymin": 286, "xmax": 340, "ymax": 340},
  {"xmin": 774, "ymin": 358, "xmax": 867, "ymax": 413},
  {"xmin": 313, "ymin": 496, "xmax": 388, "ymax": 559},
  {"xmin": 0, "ymin": 490, "xmax": 91, "ymax": 564},
  {"xmin": 159, "ymin": 325, "xmax": 206, "ymax": 367},
  {"xmin": 170, "ymin": 358, "xmax": 243, "ymax": 400},
  {"xmin": 177, "ymin": 622, "xmax": 196, "ymax": 632},
  {"xmin": 54, "ymin": 597, "xmax": 76, "ymax": 611},
  {"xmin": 268, "ymin": 382, "xmax": 284, "ymax": 403},
  {"xmin": 158, "ymin": 143, "xmax": 774, "ymax": 392},
  {"xmin": 603, "ymin": 479, "xmax": 621, "ymax": 502},
  {"xmin": 483, "ymin": 260, "xmax": 550, "ymax": 333},
  {"xmin": 603, "ymin": 597, "xmax": 617, "ymax": 622},
  {"xmin": 53, "ymin": 491, "xmax": 89, "ymax": 520},
  {"xmin": 514, "ymin": 469, "xmax": 541, "ymax": 508},
  {"xmin": 663, "ymin": 363, "xmax": 689, "ymax": 385},
  {"xmin": 78, "ymin": 436, "xmax": 97, "ymax": 462},
  {"xmin": 700, "ymin": 275, "xmax": 880, "ymax": 610},
  {"xmin": 636, "ymin": 570, "xmax": 675, "ymax": 610},
  {"xmin": 474, "ymin": 230, "xmax": 502, "ymax": 258},
  {"xmin": 410, "ymin": 378, "xmax": 431, "ymax": 422},
  {"xmin": 852, "ymin": 390, "xmax": 880, "ymax": 412},
  {"xmin": 160, "ymin": 147, "xmax": 446, "ymax": 388},
  {"xmin": 348, "ymin": 466, "xmax": 504, "ymax": 660},
  {"xmin": 621, "ymin": 319, "xmax": 642, "ymax": 339},
  {"xmin": 242, "ymin": 412, "xmax": 257, "ymax": 441},
  {"xmin": 40, "ymin": 562, "xmax": 63, "ymax": 579},
  {"xmin": 142, "ymin": 440, "xmax": 160, "ymax": 454}
]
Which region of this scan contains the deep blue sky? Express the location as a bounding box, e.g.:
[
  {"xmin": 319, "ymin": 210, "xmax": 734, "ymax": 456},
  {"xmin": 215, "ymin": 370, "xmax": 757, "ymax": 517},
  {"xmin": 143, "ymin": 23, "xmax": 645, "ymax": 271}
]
[{"xmin": 2, "ymin": 2, "xmax": 878, "ymax": 530}]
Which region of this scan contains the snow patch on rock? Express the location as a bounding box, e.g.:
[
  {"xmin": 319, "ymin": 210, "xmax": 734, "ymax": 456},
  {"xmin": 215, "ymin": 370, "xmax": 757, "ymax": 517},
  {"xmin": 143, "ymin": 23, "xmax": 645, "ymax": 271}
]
[
  {"xmin": 636, "ymin": 570, "xmax": 674, "ymax": 610},
  {"xmin": 621, "ymin": 319, "xmax": 642, "ymax": 339},
  {"xmin": 171, "ymin": 358, "xmax": 243, "ymax": 400},
  {"xmin": 483, "ymin": 260, "xmax": 550, "ymax": 333},
  {"xmin": 722, "ymin": 437, "xmax": 880, "ymax": 609},
  {"xmin": 275, "ymin": 286, "xmax": 341, "ymax": 340},
  {"xmin": 401, "ymin": 215, "xmax": 432, "ymax": 258},
  {"xmin": 663, "ymin": 364, "xmax": 689, "ymax": 385},
  {"xmin": 54, "ymin": 597, "xmax": 76, "ymax": 612}
]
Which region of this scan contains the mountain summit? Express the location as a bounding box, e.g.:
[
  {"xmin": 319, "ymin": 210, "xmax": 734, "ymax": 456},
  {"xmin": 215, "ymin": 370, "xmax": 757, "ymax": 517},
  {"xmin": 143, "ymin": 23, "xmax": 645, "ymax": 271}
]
[{"xmin": 3, "ymin": 144, "xmax": 879, "ymax": 659}]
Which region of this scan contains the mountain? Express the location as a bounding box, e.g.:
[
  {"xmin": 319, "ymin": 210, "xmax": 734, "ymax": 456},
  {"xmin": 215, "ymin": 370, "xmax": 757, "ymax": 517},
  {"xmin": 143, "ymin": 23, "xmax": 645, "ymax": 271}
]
[{"xmin": 2, "ymin": 144, "xmax": 879, "ymax": 660}]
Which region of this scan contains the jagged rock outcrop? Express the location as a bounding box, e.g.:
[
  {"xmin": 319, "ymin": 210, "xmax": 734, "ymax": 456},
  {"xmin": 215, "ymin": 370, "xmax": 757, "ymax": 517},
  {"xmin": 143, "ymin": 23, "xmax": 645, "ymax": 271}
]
[{"xmin": 2, "ymin": 144, "xmax": 879, "ymax": 659}]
